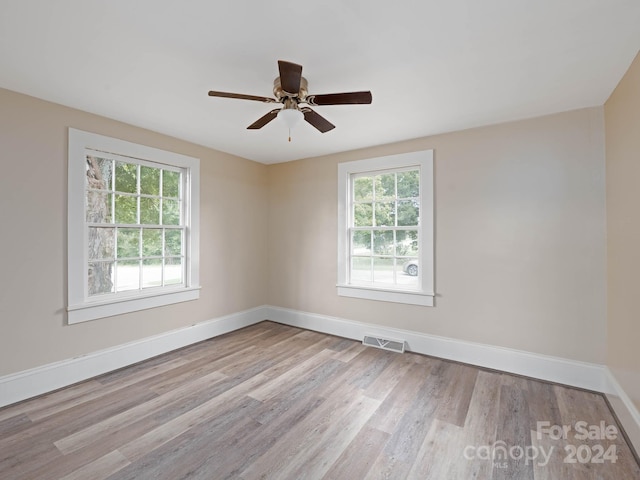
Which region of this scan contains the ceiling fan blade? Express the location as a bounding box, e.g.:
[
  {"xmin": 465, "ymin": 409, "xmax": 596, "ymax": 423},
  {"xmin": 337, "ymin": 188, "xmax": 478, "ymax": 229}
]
[
  {"xmin": 306, "ymin": 91, "xmax": 372, "ymax": 106},
  {"xmin": 208, "ymin": 91, "xmax": 276, "ymax": 103},
  {"xmin": 278, "ymin": 60, "xmax": 303, "ymax": 94},
  {"xmin": 247, "ymin": 109, "xmax": 280, "ymax": 129},
  {"xmin": 301, "ymin": 108, "xmax": 335, "ymax": 133}
]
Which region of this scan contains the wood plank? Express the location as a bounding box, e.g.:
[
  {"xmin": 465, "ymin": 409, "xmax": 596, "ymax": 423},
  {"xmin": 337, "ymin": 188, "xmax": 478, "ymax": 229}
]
[
  {"xmin": 0, "ymin": 413, "xmax": 32, "ymax": 436},
  {"xmin": 330, "ymin": 341, "xmax": 367, "ymax": 362},
  {"xmin": 346, "ymin": 347, "xmax": 397, "ymax": 390},
  {"xmin": 433, "ymin": 362, "xmax": 478, "ymax": 427},
  {"xmin": 365, "ymin": 361, "xmax": 455, "ymax": 479},
  {"xmin": 23, "ymin": 358, "xmax": 184, "ymax": 423},
  {"xmin": 554, "ymin": 384, "xmax": 640, "ymax": 479},
  {"xmin": 117, "ymin": 373, "xmax": 269, "ymax": 463},
  {"xmin": 0, "ymin": 384, "xmax": 157, "ymax": 478},
  {"xmin": 251, "ymin": 359, "xmax": 348, "ymax": 425},
  {"xmin": 279, "ymin": 394, "xmax": 381, "ymax": 480},
  {"xmin": 492, "ymin": 383, "xmax": 534, "ymax": 480},
  {"xmin": 464, "ymin": 371, "xmax": 500, "ymax": 437},
  {"xmin": 93, "ymin": 354, "xmax": 189, "ymax": 386},
  {"xmin": 211, "ymin": 394, "xmax": 329, "ymax": 479},
  {"xmin": 0, "ymin": 440, "xmax": 62, "ymax": 480},
  {"xmin": 366, "ymin": 361, "xmax": 434, "ymax": 435},
  {"xmin": 110, "ymin": 399, "xmax": 263, "ymax": 480},
  {"xmin": 361, "ymin": 352, "xmax": 415, "ymax": 402},
  {"xmin": 53, "ymin": 370, "xmax": 227, "ymax": 454},
  {"xmin": 258, "ymin": 335, "xmax": 337, "ymax": 380},
  {"xmin": 405, "ymin": 419, "xmax": 465, "ymax": 479},
  {"xmin": 59, "ymin": 450, "xmax": 130, "ymax": 480},
  {"xmin": 452, "ymin": 369, "xmax": 502, "ymax": 479},
  {"xmin": 9, "ymin": 380, "xmax": 105, "ymax": 422},
  {"xmin": 247, "ymin": 348, "xmax": 337, "ymax": 402},
  {"xmin": 239, "ymin": 391, "xmax": 381, "ymax": 479},
  {"xmin": 322, "ymin": 425, "xmax": 390, "ymax": 479},
  {"xmin": 525, "ymin": 377, "xmax": 564, "ymax": 433}
]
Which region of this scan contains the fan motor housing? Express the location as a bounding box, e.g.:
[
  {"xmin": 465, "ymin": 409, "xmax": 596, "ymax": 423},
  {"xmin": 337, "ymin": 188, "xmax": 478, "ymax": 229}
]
[{"xmin": 274, "ymin": 76, "xmax": 308, "ymax": 101}]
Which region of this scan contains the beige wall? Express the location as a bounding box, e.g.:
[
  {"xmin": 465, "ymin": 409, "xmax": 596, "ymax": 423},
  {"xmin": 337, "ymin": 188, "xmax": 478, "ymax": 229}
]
[
  {"xmin": 0, "ymin": 88, "xmax": 268, "ymax": 376},
  {"xmin": 0, "ymin": 86, "xmax": 611, "ymax": 377},
  {"xmin": 268, "ymin": 108, "xmax": 607, "ymax": 363},
  {"xmin": 605, "ymin": 52, "xmax": 640, "ymax": 411}
]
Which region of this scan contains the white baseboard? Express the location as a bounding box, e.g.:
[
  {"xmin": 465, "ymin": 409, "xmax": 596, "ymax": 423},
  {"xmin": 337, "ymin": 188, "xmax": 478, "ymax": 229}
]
[
  {"xmin": 0, "ymin": 306, "xmax": 265, "ymax": 408},
  {"xmin": 605, "ymin": 369, "xmax": 640, "ymax": 456},
  {"xmin": 3, "ymin": 303, "xmax": 638, "ymax": 459},
  {"xmin": 264, "ymin": 305, "xmax": 609, "ymax": 393}
]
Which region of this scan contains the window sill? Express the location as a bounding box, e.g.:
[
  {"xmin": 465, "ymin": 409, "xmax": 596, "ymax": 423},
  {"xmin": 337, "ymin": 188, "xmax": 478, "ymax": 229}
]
[
  {"xmin": 67, "ymin": 286, "xmax": 201, "ymax": 324},
  {"xmin": 337, "ymin": 284, "xmax": 434, "ymax": 306}
]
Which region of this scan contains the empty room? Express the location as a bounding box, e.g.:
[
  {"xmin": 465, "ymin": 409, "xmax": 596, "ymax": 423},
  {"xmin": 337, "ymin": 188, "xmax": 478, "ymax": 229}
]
[{"xmin": 1, "ymin": 1, "xmax": 639, "ymax": 479}]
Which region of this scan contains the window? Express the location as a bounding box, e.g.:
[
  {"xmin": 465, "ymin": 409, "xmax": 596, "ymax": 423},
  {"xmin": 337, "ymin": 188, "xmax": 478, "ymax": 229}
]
[
  {"xmin": 337, "ymin": 150, "xmax": 434, "ymax": 306},
  {"xmin": 68, "ymin": 129, "xmax": 200, "ymax": 323}
]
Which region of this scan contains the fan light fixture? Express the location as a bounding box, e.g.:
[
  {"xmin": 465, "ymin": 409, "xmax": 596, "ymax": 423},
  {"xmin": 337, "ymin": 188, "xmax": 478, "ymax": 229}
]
[
  {"xmin": 277, "ymin": 108, "xmax": 303, "ymax": 129},
  {"xmin": 277, "ymin": 98, "xmax": 303, "ymax": 141}
]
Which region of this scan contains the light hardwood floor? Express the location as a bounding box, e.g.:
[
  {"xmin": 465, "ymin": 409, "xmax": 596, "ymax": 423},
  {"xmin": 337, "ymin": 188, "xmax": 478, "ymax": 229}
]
[{"xmin": 0, "ymin": 321, "xmax": 638, "ymax": 479}]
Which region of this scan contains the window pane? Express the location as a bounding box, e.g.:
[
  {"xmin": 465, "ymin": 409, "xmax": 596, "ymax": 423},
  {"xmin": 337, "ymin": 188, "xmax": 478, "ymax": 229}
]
[
  {"xmin": 375, "ymin": 202, "xmax": 395, "ymax": 227},
  {"xmin": 164, "ymin": 257, "xmax": 183, "ymax": 285},
  {"xmin": 88, "ymin": 262, "xmax": 114, "ymax": 295},
  {"xmin": 88, "ymin": 227, "xmax": 114, "ymax": 259},
  {"xmin": 351, "ymin": 230, "xmax": 371, "ymax": 255},
  {"xmin": 86, "ymin": 191, "xmax": 112, "ymax": 223},
  {"xmin": 140, "ymin": 197, "xmax": 160, "ymax": 225},
  {"xmin": 375, "ymin": 173, "xmax": 395, "ymax": 200},
  {"xmin": 351, "ymin": 257, "xmax": 371, "ymax": 283},
  {"xmin": 396, "ymin": 230, "xmax": 418, "ymax": 257},
  {"xmin": 353, "ymin": 203, "xmax": 373, "ymax": 227},
  {"xmin": 353, "ymin": 176, "xmax": 373, "ymax": 201},
  {"xmin": 142, "ymin": 228, "xmax": 162, "ymax": 257},
  {"xmin": 163, "ymin": 170, "xmax": 180, "ymax": 198},
  {"xmin": 116, "ymin": 260, "xmax": 140, "ymax": 291},
  {"xmin": 140, "ymin": 166, "xmax": 160, "ymax": 195},
  {"xmin": 397, "ymin": 170, "xmax": 419, "ymax": 198},
  {"xmin": 164, "ymin": 229, "xmax": 182, "ymax": 256},
  {"xmin": 86, "ymin": 156, "xmax": 113, "ymax": 190},
  {"xmin": 114, "ymin": 194, "xmax": 137, "ymax": 224},
  {"xmin": 117, "ymin": 228, "xmax": 140, "ymax": 259},
  {"xmin": 115, "ymin": 162, "xmax": 137, "ymax": 194},
  {"xmin": 398, "ymin": 260, "xmax": 420, "ymax": 288},
  {"xmin": 373, "ymin": 230, "xmax": 394, "ymax": 255},
  {"xmin": 162, "ymin": 199, "xmax": 180, "ymax": 225},
  {"xmin": 373, "ymin": 257, "xmax": 395, "ymax": 285},
  {"xmin": 142, "ymin": 258, "xmax": 163, "ymax": 288},
  {"xmin": 397, "ymin": 200, "xmax": 419, "ymax": 226}
]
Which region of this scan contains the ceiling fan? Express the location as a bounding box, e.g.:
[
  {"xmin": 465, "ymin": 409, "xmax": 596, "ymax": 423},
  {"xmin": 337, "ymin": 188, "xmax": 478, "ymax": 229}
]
[{"xmin": 208, "ymin": 60, "xmax": 372, "ymax": 138}]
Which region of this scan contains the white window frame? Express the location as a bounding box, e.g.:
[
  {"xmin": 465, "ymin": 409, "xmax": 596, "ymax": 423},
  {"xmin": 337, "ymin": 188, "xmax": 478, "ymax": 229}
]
[
  {"xmin": 337, "ymin": 150, "xmax": 434, "ymax": 306},
  {"xmin": 67, "ymin": 128, "xmax": 200, "ymax": 324}
]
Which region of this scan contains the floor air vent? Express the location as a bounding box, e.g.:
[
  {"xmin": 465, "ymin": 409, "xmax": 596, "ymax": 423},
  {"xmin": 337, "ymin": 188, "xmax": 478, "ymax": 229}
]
[{"xmin": 362, "ymin": 335, "xmax": 406, "ymax": 353}]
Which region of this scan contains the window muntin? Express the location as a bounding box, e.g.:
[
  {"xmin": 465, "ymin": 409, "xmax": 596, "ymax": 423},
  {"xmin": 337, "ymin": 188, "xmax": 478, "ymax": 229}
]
[
  {"xmin": 349, "ymin": 167, "xmax": 420, "ymax": 290},
  {"xmin": 85, "ymin": 154, "xmax": 186, "ymax": 298}
]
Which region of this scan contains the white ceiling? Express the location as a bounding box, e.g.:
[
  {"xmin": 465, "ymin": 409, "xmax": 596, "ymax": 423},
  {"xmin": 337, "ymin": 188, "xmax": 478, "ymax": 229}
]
[{"xmin": 1, "ymin": 1, "xmax": 639, "ymax": 164}]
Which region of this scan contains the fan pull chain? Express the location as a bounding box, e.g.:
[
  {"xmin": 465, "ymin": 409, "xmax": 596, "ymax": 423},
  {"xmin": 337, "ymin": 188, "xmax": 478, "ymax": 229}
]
[{"xmin": 288, "ymin": 128, "xmax": 292, "ymax": 142}]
